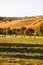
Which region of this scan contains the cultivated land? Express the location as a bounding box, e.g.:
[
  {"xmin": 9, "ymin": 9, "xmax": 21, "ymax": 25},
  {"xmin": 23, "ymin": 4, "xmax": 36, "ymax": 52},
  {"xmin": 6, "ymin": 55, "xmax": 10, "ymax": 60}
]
[
  {"xmin": 0, "ymin": 16, "xmax": 43, "ymax": 65},
  {"xmin": 0, "ymin": 43, "xmax": 43, "ymax": 65},
  {"xmin": 0, "ymin": 35, "xmax": 43, "ymax": 65}
]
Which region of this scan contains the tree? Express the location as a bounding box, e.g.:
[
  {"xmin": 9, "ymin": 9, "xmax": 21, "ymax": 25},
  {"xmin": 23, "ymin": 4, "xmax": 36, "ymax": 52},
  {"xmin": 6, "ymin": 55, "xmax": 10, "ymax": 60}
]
[
  {"xmin": 17, "ymin": 29, "xmax": 20, "ymax": 35},
  {"xmin": 20, "ymin": 27, "xmax": 26, "ymax": 37},
  {"xmin": 3, "ymin": 28, "xmax": 12, "ymax": 35},
  {"xmin": 26, "ymin": 28, "xmax": 34, "ymax": 37},
  {"xmin": 29, "ymin": 28, "xmax": 34, "ymax": 36},
  {"xmin": 11, "ymin": 28, "xmax": 17, "ymax": 37},
  {"xmin": 36, "ymin": 23, "xmax": 43, "ymax": 36},
  {"xmin": 0, "ymin": 28, "xmax": 3, "ymax": 34},
  {"xmin": 12, "ymin": 29, "xmax": 16, "ymax": 34}
]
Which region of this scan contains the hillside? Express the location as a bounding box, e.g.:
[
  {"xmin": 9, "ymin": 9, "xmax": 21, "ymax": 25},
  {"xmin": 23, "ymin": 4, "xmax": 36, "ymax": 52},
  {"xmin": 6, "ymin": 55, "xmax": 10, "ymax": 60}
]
[{"xmin": 0, "ymin": 16, "xmax": 43, "ymax": 29}]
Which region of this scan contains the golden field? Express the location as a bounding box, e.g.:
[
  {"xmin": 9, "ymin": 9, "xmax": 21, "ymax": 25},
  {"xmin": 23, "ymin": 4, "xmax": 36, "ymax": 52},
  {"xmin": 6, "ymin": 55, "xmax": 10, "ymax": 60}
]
[{"xmin": 0, "ymin": 16, "xmax": 43, "ymax": 29}]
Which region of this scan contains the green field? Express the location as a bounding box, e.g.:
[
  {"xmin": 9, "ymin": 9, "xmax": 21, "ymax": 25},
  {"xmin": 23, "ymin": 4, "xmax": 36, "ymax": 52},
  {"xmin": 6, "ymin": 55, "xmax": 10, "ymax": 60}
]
[{"xmin": 0, "ymin": 35, "xmax": 43, "ymax": 44}]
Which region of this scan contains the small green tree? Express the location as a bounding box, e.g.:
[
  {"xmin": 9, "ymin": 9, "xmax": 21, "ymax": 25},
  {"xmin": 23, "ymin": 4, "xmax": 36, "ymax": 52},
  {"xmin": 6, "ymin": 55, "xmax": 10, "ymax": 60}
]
[
  {"xmin": 3, "ymin": 28, "xmax": 11, "ymax": 35},
  {"xmin": 36, "ymin": 23, "xmax": 43, "ymax": 36}
]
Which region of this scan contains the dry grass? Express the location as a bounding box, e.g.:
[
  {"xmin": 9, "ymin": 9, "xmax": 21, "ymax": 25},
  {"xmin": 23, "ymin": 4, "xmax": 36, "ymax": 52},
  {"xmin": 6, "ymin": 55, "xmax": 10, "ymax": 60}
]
[
  {"xmin": 0, "ymin": 34, "xmax": 43, "ymax": 65},
  {"xmin": 0, "ymin": 57, "xmax": 43, "ymax": 65},
  {"xmin": 0, "ymin": 16, "xmax": 43, "ymax": 29},
  {"xmin": 0, "ymin": 35, "xmax": 43, "ymax": 44}
]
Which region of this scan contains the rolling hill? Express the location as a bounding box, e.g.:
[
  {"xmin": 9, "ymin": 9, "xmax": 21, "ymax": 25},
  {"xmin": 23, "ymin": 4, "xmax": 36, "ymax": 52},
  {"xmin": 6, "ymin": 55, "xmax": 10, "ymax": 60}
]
[{"xmin": 0, "ymin": 16, "xmax": 43, "ymax": 29}]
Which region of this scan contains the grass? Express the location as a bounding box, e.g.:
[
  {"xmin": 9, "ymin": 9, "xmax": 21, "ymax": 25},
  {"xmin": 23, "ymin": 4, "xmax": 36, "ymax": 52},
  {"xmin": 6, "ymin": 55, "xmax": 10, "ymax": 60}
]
[{"xmin": 0, "ymin": 35, "xmax": 43, "ymax": 44}]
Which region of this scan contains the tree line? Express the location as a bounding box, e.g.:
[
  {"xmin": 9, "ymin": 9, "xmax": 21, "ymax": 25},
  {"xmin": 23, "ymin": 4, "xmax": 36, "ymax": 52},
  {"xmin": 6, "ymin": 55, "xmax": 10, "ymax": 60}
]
[{"xmin": 0, "ymin": 23, "xmax": 43, "ymax": 36}]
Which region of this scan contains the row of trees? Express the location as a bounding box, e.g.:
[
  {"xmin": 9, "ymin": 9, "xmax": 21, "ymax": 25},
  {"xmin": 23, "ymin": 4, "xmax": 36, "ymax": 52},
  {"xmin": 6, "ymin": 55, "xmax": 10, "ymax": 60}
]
[
  {"xmin": 0, "ymin": 23, "xmax": 43, "ymax": 36},
  {"xmin": 0, "ymin": 27, "xmax": 34, "ymax": 36}
]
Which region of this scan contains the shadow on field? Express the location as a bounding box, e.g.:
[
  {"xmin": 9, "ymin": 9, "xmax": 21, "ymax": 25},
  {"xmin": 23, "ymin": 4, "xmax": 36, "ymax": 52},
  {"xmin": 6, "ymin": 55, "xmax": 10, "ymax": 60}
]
[
  {"xmin": 0, "ymin": 54, "xmax": 43, "ymax": 60},
  {"xmin": 0, "ymin": 48, "xmax": 43, "ymax": 54},
  {"xmin": 0, "ymin": 43, "xmax": 43, "ymax": 60},
  {"xmin": 0, "ymin": 43, "xmax": 43, "ymax": 47}
]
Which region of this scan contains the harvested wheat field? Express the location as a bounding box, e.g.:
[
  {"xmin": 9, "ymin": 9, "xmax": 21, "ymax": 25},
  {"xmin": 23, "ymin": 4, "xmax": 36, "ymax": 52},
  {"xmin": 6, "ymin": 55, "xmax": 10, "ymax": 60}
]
[
  {"xmin": 0, "ymin": 43, "xmax": 43, "ymax": 65},
  {"xmin": 0, "ymin": 16, "xmax": 43, "ymax": 29}
]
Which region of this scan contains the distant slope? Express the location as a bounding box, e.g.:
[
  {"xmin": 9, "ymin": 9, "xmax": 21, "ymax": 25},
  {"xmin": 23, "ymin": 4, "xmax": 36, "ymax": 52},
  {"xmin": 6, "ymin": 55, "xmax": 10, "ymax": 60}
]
[{"xmin": 0, "ymin": 16, "xmax": 43, "ymax": 29}]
